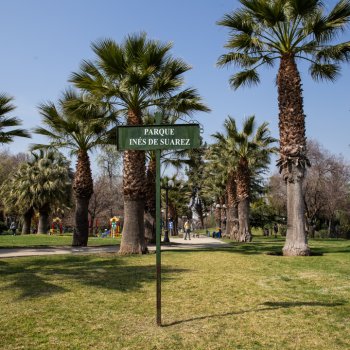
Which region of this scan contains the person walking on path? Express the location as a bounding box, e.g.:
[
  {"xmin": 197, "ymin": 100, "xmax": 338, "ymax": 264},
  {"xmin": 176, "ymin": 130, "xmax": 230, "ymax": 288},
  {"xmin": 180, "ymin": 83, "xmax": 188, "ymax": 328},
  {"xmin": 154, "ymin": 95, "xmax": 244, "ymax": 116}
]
[{"xmin": 184, "ymin": 220, "xmax": 191, "ymax": 240}]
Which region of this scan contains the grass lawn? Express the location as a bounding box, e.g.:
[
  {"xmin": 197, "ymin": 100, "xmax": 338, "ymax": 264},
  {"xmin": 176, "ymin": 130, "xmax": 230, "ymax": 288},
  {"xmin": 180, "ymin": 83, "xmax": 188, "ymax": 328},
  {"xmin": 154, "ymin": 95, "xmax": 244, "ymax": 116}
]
[
  {"xmin": 0, "ymin": 233, "xmax": 120, "ymax": 248},
  {"xmin": 0, "ymin": 238, "xmax": 349, "ymax": 350}
]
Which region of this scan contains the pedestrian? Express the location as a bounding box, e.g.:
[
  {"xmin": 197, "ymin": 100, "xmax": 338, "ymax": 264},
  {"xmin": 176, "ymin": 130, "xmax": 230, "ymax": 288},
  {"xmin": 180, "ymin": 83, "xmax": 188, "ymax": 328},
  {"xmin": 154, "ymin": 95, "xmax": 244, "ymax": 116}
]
[
  {"xmin": 217, "ymin": 227, "xmax": 222, "ymax": 238},
  {"xmin": 184, "ymin": 220, "xmax": 191, "ymax": 240},
  {"xmin": 10, "ymin": 221, "xmax": 17, "ymax": 236},
  {"xmin": 273, "ymin": 223, "xmax": 278, "ymax": 238}
]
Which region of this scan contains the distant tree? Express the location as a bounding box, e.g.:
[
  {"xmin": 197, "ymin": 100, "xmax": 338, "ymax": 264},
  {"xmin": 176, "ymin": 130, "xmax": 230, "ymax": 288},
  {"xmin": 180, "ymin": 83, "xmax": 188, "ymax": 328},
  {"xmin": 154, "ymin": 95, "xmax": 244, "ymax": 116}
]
[
  {"xmin": 88, "ymin": 173, "xmax": 123, "ymax": 235},
  {"xmin": 268, "ymin": 140, "xmax": 350, "ymax": 237}
]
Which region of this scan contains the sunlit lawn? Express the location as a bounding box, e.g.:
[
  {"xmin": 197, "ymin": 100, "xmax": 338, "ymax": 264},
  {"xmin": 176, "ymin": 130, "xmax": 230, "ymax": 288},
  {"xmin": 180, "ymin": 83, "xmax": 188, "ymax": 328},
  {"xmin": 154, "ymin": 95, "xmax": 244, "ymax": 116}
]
[
  {"xmin": 0, "ymin": 238, "xmax": 349, "ymax": 349},
  {"xmin": 0, "ymin": 233, "xmax": 120, "ymax": 248}
]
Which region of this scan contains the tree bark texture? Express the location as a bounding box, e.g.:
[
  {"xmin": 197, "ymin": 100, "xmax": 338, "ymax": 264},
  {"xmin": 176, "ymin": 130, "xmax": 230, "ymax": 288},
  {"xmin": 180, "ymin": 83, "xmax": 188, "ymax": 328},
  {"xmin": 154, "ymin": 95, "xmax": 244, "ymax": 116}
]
[
  {"xmin": 72, "ymin": 151, "xmax": 93, "ymax": 246},
  {"xmin": 236, "ymin": 159, "xmax": 252, "ymax": 242},
  {"xmin": 144, "ymin": 155, "xmax": 156, "ymax": 244},
  {"xmin": 22, "ymin": 207, "xmax": 34, "ymax": 234},
  {"xmin": 238, "ymin": 197, "xmax": 251, "ymax": 242},
  {"xmin": 38, "ymin": 203, "xmax": 50, "ymax": 234},
  {"xmin": 282, "ymin": 165, "xmax": 310, "ymax": 256},
  {"xmin": 120, "ymin": 199, "xmax": 147, "ymax": 254},
  {"xmin": 277, "ymin": 54, "xmax": 310, "ymax": 256},
  {"xmin": 226, "ymin": 173, "xmax": 239, "ymax": 240},
  {"xmin": 120, "ymin": 109, "xmax": 147, "ymax": 254},
  {"xmin": 73, "ymin": 197, "xmax": 90, "ymax": 246}
]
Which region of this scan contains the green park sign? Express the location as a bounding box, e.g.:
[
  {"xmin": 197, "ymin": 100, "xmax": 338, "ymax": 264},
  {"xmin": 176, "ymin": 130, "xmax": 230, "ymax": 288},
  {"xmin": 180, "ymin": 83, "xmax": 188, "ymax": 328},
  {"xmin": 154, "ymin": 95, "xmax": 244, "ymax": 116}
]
[
  {"xmin": 117, "ymin": 120, "xmax": 200, "ymax": 326},
  {"xmin": 117, "ymin": 124, "xmax": 200, "ymax": 151}
]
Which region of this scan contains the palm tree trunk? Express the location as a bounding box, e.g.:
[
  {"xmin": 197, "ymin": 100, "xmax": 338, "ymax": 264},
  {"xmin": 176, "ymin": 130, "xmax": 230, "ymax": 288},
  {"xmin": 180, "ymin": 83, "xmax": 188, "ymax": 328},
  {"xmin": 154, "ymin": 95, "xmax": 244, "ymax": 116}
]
[
  {"xmin": 72, "ymin": 150, "xmax": 93, "ymax": 247},
  {"xmin": 283, "ymin": 166, "xmax": 309, "ymax": 255},
  {"xmin": 74, "ymin": 197, "xmax": 90, "ymax": 245},
  {"xmin": 238, "ymin": 197, "xmax": 251, "ymax": 242},
  {"xmin": 144, "ymin": 155, "xmax": 156, "ymax": 244},
  {"xmin": 277, "ymin": 54, "xmax": 310, "ymax": 256},
  {"xmin": 38, "ymin": 203, "xmax": 50, "ymax": 234},
  {"xmin": 237, "ymin": 159, "xmax": 252, "ymax": 242},
  {"xmin": 22, "ymin": 207, "xmax": 34, "ymax": 234},
  {"xmin": 226, "ymin": 173, "xmax": 239, "ymax": 240},
  {"xmin": 120, "ymin": 110, "xmax": 147, "ymax": 254}
]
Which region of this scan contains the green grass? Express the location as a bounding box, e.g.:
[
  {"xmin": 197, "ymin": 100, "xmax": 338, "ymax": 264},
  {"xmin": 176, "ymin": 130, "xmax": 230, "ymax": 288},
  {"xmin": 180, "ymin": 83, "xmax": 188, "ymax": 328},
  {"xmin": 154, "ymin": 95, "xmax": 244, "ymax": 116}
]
[
  {"xmin": 0, "ymin": 238, "xmax": 349, "ymax": 349},
  {"xmin": 0, "ymin": 233, "xmax": 120, "ymax": 248}
]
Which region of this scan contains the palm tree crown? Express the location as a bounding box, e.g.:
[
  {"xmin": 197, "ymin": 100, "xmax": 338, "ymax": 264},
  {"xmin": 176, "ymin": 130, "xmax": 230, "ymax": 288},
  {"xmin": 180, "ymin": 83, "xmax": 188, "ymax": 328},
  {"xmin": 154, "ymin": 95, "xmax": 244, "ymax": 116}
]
[
  {"xmin": 71, "ymin": 33, "xmax": 209, "ymax": 122},
  {"xmin": 33, "ymin": 89, "xmax": 114, "ymax": 154},
  {"xmin": 217, "ymin": 0, "xmax": 350, "ymax": 89}
]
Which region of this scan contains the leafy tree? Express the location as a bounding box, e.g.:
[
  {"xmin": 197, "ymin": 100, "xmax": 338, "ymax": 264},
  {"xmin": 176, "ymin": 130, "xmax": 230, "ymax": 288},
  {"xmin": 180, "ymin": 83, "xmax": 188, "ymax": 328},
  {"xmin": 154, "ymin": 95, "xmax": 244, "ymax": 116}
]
[
  {"xmin": 33, "ymin": 90, "xmax": 114, "ymax": 245},
  {"xmin": 0, "ymin": 93, "xmax": 30, "ymax": 144},
  {"xmin": 71, "ymin": 33, "xmax": 209, "ymax": 253},
  {"xmin": 217, "ymin": 0, "xmax": 350, "ymax": 255},
  {"xmin": 88, "ymin": 173, "xmax": 123, "ymax": 235}
]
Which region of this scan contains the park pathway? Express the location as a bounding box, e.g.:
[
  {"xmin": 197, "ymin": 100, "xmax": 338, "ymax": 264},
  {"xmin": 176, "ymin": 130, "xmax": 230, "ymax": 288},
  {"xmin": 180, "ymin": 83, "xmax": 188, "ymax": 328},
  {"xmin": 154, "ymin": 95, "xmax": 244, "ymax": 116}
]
[{"xmin": 0, "ymin": 236, "xmax": 230, "ymax": 258}]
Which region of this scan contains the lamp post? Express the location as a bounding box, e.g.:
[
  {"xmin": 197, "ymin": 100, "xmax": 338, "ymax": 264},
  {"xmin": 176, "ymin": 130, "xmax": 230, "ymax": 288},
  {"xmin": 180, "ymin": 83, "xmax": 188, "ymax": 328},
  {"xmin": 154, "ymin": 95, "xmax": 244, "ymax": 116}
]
[
  {"xmin": 222, "ymin": 204, "xmax": 227, "ymax": 231},
  {"xmin": 163, "ymin": 179, "xmax": 174, "ymax": 243},
  {"xmin": 215, "ymin": 203, "xmax": 222, "ymax": 228}
]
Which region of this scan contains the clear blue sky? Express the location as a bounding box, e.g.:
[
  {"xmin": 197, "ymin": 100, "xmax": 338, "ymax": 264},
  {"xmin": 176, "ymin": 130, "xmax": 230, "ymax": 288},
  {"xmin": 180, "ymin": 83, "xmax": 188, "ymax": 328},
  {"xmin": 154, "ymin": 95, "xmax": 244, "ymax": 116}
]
[{"xmin": 1, "ymin": 0, "xmax": 350, "ymax": 170}]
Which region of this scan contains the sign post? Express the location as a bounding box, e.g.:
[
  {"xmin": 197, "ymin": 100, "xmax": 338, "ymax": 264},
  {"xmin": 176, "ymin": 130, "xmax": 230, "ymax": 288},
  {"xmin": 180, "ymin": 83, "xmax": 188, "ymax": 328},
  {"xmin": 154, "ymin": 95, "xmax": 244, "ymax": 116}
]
[{"xmin": 117, "ymin": 116, "xmax": 200, "ymax": 326}]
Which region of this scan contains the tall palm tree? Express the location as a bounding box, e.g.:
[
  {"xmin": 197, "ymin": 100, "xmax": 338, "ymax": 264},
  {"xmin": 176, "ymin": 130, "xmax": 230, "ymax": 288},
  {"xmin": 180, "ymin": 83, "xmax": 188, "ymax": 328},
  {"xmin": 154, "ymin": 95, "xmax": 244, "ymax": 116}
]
[
  {"xmin": 217, "ymin": 0, "xmax": 350, "ymax": 254},
  {"xmin": 206, "ymin": 144, "xmax": 236, "ymax": 238},
  {"xmin": 212, "ymin": 116, "xmax": 276, "ymax": 242},
  {"xmin": 33, "ymin": 90, "xmax": 114, "ymax": 246},
  {"xmin": 71, "ymin": 33, "xmax": 209, "ymax": 254},
  {"xmin": 0, "ymin": 93, "xmax": 30, "ymax": 144}
]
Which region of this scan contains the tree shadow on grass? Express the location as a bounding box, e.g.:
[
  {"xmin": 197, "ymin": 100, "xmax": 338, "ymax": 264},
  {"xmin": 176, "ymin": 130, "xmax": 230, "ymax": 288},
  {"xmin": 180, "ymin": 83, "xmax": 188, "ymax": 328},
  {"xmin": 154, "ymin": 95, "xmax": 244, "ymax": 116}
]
[
  {"xmin": 162, "ymin": 300, "xmax": 346, "ymax": 327},
  {"xmin": 165, "ymin": 243, "xmax": 284, "ymax": 255},
  {"xmin": 0, "ymin": 255, "xmax": 189, "ymax": 299},
  {"xmin": 165, "ymin": 240, "xmax": 350, "ymax": 256}
]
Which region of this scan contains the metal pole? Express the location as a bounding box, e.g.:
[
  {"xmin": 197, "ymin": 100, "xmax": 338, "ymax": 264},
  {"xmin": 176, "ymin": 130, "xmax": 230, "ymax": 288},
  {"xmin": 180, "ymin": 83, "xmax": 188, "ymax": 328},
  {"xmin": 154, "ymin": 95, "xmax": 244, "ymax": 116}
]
[
  {"xmin": 156, "ymin": 148, "xmax": 161, "ymax": 325},
  {"xmin": 155, "ymin": 113, "xmax": 162, "ymax": 326},
  {"xmin": 163, "ymin": 187, "xmax": 170, "ymax": 243}
]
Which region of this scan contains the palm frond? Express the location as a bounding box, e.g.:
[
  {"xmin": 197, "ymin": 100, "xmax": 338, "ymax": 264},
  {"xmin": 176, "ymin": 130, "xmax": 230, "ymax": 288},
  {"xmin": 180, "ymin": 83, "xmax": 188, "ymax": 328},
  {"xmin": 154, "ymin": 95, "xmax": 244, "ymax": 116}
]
[
  {"xmin": 229, "ymin": 69, "xmax": 260, "ymax": 89},
  {"xmin": 309, "ymin": 62, "xmax": 340, "ymax": 81}
]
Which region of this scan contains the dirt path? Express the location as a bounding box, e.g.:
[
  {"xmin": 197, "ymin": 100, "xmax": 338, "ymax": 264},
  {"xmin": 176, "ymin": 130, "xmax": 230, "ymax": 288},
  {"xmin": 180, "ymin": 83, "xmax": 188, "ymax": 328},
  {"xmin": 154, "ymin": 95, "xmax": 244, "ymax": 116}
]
[{"xmin": 0, "ymin": 236, "xmax": 230, "ymax": 258}]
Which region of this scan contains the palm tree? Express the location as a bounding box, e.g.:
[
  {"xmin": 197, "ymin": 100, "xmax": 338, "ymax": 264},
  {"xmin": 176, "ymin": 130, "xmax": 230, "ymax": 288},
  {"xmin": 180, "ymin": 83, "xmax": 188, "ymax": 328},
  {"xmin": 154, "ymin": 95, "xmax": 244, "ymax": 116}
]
[
  {"xmin": 30, "ymin": 151, "xmax": 72, "ymax": 233},
  {"xmin": 206, "ymin": 144, "xmax": 237, "ymax": 238},
  {"xmin": 217, "ymin": 0, "xmax": 350, "ymax": 254},
  {"xmin": 33, "ymin": 90, "xmax": 114, "ymax": 246},
  {"xmin": 0, "ymin": 150, "xmax": 71, "ymax": 234},
  {"xmin": 71, "ymin": 33, "xmax": 209, "ymax": 254},
  {"xmin": 212, "ymin": 116, "xmax": 276, "ymax": 242},
  {"xmin": 0, "ymin": 93, "xmax": 30, "ymax": 144}
]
